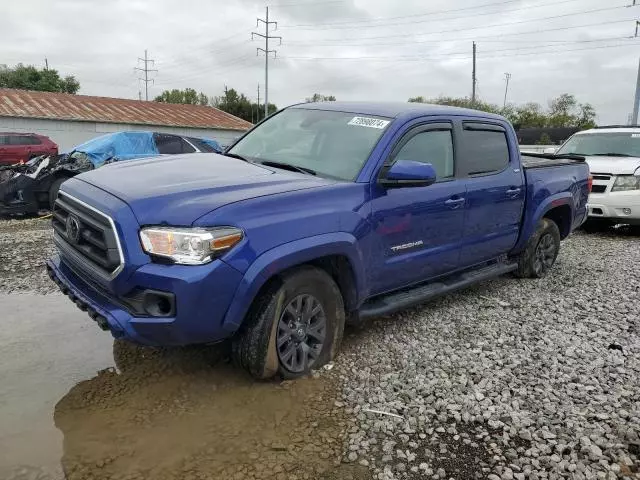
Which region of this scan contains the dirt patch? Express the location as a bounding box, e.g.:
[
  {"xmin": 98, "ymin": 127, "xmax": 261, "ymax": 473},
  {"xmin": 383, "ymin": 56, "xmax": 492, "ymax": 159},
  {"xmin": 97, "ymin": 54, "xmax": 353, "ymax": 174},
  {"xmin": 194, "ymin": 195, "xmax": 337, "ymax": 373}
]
[
  {"xmin": 0, "ymin": 217, "xmax": 56, "ymax": 293},
  {"xmin": 53, "ymin": 340, "xmax": 369, "ymax": 480}
]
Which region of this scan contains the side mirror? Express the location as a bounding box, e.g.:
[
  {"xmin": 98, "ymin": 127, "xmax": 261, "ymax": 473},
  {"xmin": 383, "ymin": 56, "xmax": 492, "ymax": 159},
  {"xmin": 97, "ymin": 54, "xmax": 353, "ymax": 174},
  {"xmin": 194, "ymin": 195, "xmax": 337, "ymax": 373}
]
[
  {"xmin": 543, "ymin": 147, "xmax": 557, "ymax": 154},
  {"xmin": 379, "ymin": 160, "xmax": 437, "ymax": 188}
]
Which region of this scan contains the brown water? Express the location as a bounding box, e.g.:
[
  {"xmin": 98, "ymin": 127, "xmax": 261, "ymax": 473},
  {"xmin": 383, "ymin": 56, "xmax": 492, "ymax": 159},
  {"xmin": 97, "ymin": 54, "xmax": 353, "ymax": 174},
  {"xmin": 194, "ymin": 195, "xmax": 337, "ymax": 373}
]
[{"xmin": 0, "ymin": 293, "xmax": 368, "ymax": 480}]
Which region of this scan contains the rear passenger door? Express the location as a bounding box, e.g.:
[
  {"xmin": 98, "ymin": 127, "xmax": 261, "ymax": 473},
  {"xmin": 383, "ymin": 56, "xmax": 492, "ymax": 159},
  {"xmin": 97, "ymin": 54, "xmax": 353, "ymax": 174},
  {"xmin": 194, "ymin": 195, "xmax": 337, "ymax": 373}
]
[{"xmin": 456, "ymin": 120, "xmax": 525, "ymax": 267}]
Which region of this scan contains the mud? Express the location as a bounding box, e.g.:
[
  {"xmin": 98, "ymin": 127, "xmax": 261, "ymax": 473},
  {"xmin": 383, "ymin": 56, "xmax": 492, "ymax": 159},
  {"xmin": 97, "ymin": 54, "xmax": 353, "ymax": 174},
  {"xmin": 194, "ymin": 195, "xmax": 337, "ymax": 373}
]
[{"xmin": 0, "ymin": 292, "xmax": 368, "ymax": 480}]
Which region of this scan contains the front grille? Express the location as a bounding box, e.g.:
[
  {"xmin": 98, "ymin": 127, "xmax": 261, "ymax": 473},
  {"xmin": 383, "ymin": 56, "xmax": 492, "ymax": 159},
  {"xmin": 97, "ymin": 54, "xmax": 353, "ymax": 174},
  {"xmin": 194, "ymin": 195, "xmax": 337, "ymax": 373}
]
[
  {"xmin": 52, "ymin": 193, "xmax": 122, "ymax": 277},
  {"xmin": 592, "ymin": 174, "xmax": 611, "ymax": 181},
  {"xmin": 591, "ymin": 185, "xmax": 607, "ymax": 193}
]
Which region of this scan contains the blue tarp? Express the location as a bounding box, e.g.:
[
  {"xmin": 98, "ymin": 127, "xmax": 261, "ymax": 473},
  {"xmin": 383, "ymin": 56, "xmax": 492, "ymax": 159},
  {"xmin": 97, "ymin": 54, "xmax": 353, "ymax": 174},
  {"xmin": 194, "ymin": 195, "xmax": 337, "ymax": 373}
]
[
  {"xmin": 200, "ymin": 138, "xmax": 222, "ymax": 152},
  {"xmin": 66, "ymin": 132, "xmax": 159, "ymax": 168}
]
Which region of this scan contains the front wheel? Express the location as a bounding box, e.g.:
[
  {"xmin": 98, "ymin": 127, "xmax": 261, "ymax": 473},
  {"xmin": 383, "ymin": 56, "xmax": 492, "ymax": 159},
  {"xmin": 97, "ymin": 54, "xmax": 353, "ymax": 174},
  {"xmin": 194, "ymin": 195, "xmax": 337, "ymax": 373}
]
[
  {"xmin": 515, "ymin": 218, "xmax": 561, "ymax": 278},
  {"xmin": 232, "ymin": 266, "xmax": 345, "ymax": 380}
]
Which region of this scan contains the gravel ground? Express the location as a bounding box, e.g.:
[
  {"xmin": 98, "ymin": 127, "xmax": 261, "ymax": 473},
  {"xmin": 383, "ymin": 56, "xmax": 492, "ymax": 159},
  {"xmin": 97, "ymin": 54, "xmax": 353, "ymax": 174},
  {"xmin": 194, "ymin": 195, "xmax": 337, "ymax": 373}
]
[
  {"xmin": 0, "ymin": 216, "xmax": 56, "ymax": 293},
  {"xmin": 336, "ymin": 228, "xmax": 640, "ymax": 480},
  {"xmin": 1, "ymin": 217, "xmax": 639, "ymax": 479}
]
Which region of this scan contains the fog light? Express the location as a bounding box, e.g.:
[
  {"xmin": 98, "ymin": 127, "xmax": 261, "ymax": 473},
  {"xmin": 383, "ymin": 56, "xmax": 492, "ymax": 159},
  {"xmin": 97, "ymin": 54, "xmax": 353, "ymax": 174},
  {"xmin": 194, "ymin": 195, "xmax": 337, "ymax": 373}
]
[{"xmin": 623, "ymin": 208, "xmax": 632, "ymax": 215}]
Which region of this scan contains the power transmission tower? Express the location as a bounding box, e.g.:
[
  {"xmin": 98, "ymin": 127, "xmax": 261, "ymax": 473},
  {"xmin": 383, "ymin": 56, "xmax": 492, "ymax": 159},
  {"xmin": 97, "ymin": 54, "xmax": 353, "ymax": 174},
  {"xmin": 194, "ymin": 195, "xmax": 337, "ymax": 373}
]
[
  {"xmin": 503, "ymin": 72, "xmax": 511, "ymax": 108},
  {"xmin": 252, "ymin": 7, "xmax": 281, "ymax": 118},
  {"xmin": 134, "ymin": 50, "xmax": 157, "ymax": 101},
  {"xmin": 471, "ymin": 42, "xmax": 477, "ymax": 105}
]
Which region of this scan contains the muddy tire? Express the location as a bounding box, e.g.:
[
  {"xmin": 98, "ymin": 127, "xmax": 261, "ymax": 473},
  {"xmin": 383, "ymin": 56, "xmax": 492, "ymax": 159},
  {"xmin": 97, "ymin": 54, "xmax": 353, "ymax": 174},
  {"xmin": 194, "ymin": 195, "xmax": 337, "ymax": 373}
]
[
  {"xmin": 49, "ymin": 177, "xmax": 67, "ymax": 210},
  {"xmin": 231, "ymin": 266, "xmax": 345, "ymax": 380},
  {"xmin": 515, "ymin": 218, "xmax": 561, "ymax": 279}
]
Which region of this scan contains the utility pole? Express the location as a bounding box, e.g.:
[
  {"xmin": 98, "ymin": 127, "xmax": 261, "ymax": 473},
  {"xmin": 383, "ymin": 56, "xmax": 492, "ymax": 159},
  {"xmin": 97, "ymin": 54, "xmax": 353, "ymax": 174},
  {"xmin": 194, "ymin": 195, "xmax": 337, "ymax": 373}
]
[
  {"xmin": 471, "ymin": 42, "xmax": 477, "ymax": 106},
  {"xmin": 44, "ymin": 58, "xmax": 48, "ymax": 70},
  {"xmin": 252, "ymin": 7, "xmax": 281, "ymax": 118},
  {"xmin": 134, "ymin": 50, "xmax": 157, "ymax": 101},
  {"xmin": 257, "ymin": 83, "xmax": 261, "ymax": 122},
  {"xmin": 503, "ymin": 72, "xmax": 511, "ymax": 109},
  {"xmin": 633, "ymin": 58, "xmax": 640, "ymax": 124}
]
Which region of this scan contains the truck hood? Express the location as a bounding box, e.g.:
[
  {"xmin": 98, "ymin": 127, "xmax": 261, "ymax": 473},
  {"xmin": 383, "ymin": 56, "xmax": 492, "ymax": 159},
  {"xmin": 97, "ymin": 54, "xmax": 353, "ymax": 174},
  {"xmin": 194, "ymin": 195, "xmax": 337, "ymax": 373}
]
[
  {"xmin": 585, "ymin": 156, "xmax": 640, "ymax": 175},
  {"xmin": 76, "ymin": 153, "xmax": 333, "ymax": 225}
]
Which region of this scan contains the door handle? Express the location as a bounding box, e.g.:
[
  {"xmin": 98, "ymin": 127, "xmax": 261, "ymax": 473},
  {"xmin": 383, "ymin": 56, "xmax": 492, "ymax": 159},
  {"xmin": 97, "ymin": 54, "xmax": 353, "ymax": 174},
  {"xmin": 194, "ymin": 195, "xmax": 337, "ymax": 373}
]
[
  {"xmin": 506, "ymin": 187, "xmax": 521, "ymax": 196},
  {"xmin": 445, "ymin": 197, "xmax": 465, "ymax": 209}
]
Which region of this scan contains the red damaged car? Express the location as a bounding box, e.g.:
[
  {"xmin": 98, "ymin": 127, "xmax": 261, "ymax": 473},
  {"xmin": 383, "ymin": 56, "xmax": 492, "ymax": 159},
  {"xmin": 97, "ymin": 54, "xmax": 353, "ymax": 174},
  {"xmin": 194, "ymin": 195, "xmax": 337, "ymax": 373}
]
[{"xmin": 0, "ymin": 132, "xmax": 58, "ymax": 165}]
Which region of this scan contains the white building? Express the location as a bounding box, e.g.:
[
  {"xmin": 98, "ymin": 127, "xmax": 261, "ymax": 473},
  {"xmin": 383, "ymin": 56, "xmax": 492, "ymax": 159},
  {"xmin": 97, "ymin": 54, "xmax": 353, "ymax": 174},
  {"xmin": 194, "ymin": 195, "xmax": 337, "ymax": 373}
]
[{"xmin": 0, "ymin": 88, "xmax": 252, "ymax": 151}]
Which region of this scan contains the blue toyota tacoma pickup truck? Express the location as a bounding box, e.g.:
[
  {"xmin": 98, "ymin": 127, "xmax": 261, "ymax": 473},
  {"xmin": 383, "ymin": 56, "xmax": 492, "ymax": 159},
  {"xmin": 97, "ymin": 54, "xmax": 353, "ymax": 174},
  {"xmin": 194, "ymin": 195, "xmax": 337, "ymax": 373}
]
[{"xmin": 46, "ymin": 102, "xmax": 591, "ymax": 379}]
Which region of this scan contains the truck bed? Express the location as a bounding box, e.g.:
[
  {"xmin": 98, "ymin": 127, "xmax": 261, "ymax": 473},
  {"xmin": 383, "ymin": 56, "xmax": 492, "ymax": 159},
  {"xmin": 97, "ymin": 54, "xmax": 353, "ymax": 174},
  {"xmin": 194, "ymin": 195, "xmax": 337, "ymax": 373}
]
[{"xmin": 521, "ymin": 152, "xmax": 586, "ymax": 169}]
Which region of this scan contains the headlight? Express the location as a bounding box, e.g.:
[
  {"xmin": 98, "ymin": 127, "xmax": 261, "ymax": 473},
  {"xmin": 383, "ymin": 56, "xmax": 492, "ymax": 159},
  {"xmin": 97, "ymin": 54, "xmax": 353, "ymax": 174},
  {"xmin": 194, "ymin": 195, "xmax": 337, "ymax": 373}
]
[
  {"xmin": 139, "ymin": 227, "xmax": 243, "ymax": 265},
  {"xmin": 611, "ymin": 175, "xmax": 640, "ymax": 192}
]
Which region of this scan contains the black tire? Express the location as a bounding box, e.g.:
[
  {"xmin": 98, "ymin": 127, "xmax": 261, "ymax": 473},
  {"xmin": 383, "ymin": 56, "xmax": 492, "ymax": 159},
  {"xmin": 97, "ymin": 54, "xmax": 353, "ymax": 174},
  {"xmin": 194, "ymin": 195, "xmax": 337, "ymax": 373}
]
[
  {"xmin": 515, "ymin": 218, "xmax": 561, "ymax": 279},
  {"xmin": 48, "ymin": 177, "xmax": 67, "ymax": 210},
  {"xmin": 232, "ymin": 266, "xmax": 345, "ymax": 380},
  {"xmin": 582, "ymin": 218, "xmax": 613, "ymax": 233}
]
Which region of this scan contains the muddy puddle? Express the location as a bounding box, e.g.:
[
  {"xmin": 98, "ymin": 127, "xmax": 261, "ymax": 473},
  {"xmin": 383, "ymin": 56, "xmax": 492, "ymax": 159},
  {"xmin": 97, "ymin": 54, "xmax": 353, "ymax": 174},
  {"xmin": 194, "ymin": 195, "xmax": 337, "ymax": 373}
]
[{"xmin": 1, "ymin": 293, "xmax": 368, "ymax": 480}]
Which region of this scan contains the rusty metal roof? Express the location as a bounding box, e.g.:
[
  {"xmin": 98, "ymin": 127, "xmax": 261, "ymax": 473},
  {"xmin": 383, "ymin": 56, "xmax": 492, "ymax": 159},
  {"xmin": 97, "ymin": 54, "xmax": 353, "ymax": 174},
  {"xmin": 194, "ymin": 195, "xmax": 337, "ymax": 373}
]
[{"xmin": 0, "ymin": 88, "xmax": 253, "ymax": 131}]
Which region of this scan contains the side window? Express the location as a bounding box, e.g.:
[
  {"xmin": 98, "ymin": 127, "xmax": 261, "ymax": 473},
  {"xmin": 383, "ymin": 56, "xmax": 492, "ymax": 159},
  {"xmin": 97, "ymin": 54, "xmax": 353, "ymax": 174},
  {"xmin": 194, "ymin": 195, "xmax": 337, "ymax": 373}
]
[
  {"xmin": 460, "ymin": 125, "xmax": 510, "ymax": 175},
  {"xmin": 8, "ymin": 135, "xmax": 28, "ymax": 145},
  {"xmin": 394, "ymin": 129, "xmax": 454, "ymax": 179},
  {"xmin": 180, "ymin": 137, "xmax": 196, "ymax": 153},
  {"xmin": 27, "ymin": 136, "xmax": 42, "ymax": 145},
  {"xmin": 0, "ymin": 135, "xmax": 8, "ymax": 145},
  {"xmin": 155, "ymin": 134, "xmax": 197, "ymax": 154}
]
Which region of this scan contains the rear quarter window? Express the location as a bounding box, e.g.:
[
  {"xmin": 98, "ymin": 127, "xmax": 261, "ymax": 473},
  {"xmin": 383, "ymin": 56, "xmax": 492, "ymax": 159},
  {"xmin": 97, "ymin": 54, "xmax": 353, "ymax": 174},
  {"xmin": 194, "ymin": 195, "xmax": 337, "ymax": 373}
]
[{"xmin": 459, "ymin": 124, "xmax": 510, "ymax": 176}]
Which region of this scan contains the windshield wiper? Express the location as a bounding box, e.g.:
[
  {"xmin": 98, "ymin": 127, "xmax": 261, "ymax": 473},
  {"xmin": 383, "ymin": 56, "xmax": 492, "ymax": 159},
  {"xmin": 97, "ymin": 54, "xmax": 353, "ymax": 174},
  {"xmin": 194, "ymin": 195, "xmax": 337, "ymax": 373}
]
[
  {"xmin": 259, "ymin": 160, "xmax": 316, "ymax": 176},
  {"xmin": 590, "ymin": 153, "xmax": 633, "ymax": 157},
  {"xmin": 223, "ymin": 152, "xmax": 250, "ymax": 162}
]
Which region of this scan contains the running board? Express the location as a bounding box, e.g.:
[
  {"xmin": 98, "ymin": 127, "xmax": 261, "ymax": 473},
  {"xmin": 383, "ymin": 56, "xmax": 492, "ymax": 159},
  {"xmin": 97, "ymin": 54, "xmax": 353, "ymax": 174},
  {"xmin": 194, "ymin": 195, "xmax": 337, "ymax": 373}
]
[{"xmin": 359, "ymin": 261, "xmax": 518, "ymax": 319}]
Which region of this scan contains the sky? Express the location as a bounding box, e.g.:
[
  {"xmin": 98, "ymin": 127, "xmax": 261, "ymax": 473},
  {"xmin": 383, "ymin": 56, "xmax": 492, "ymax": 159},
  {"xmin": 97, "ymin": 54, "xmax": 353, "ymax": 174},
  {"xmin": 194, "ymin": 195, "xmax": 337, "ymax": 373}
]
[{"xmin": 3, "ymin": 0, "xmax": 640, "ymax": 124}]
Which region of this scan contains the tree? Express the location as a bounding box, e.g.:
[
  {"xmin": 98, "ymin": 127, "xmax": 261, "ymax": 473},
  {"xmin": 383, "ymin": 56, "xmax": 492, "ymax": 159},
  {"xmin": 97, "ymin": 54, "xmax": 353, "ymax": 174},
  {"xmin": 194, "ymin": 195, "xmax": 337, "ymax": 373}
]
[
  {"xmin": 407, "ymin": 93, "xmax": 598, "ymax": 129},
  {"xmin": 407, "ymin": 95, "xmax": 502, "ymax": 115},
  {"xmin": 213, "ymin": 87, "xmax": 277, "ymax": 123},
  {"xmin": 154, "ymin": 88, "xmax": 209, "ymax": 105},
  {"xmin": 305, "ymin": 93, "xmax": 336, "ymax": 102},
  {"xmin": 536, "ymin": 133, "xmax": 553, "ymax": 145},
  {"xmin": 513, "ymin": 103, "xmax": 547, "ymax": 129},
  {"xmin": 0, "ymin": 63, "xmax": 80, "ymax": 93}
]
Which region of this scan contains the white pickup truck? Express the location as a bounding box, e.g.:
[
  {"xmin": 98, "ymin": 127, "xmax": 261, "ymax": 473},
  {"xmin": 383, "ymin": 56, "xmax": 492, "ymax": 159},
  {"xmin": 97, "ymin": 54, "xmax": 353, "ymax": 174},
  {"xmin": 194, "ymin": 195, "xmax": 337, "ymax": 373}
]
[{"xmin": 552, "ymin": 126, "xmax": 640, "ymax": 230}]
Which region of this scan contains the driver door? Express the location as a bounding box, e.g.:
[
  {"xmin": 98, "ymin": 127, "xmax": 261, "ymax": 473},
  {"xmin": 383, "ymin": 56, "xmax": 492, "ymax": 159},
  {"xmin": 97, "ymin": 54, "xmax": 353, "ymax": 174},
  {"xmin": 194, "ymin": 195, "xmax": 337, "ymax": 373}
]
[{"xmin": 368, "ymin": 121, "xmax": 467, "ymax": 295}]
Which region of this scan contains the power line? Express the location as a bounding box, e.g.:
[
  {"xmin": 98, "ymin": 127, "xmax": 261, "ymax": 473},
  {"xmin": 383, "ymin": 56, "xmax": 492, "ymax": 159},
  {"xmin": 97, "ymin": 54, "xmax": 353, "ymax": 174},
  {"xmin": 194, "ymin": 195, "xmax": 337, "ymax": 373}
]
[
  {"xmin": 282, "ymin": 5, "xmax": 630, "ymax": 43},
  {"xmin": 253, "ymin": 7, "xmax": 281, "ymax": 118},
  {"xmin": 280, "ymin": 37, "xmax": 640, "ymax": 60},
  {"xmin": 283, "ymin": 19, "xmax": 633, "ymax": 47},
  {"xmin": 134, "ymin": 49, "xmax": 157, "ymax": 101},
  {"xmin": 281, "ymin": 0, "xmax": 586, "ymax": 30},
  {"xmin": 280, "ymin": 40, "xmax": 640, "ymax": 62},
  {"xmin": 269, "ymin": 0, "xmax": 346, "ymax": 8}
]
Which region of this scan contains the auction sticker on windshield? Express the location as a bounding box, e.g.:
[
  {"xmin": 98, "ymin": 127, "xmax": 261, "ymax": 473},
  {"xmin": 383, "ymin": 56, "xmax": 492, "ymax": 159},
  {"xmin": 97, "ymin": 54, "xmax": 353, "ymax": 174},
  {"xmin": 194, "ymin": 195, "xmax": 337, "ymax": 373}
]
[{"xmin": 348, "ymin": 117, "xmax": 390, "ymax": 129}]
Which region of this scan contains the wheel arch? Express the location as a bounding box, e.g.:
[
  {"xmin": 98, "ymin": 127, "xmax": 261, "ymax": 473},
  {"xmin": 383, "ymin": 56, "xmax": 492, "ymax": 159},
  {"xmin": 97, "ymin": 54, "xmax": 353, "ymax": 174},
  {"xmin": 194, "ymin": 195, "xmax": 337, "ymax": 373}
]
[
  {"xmin": 222, "ymin": 233, "xmax": 366, "ymax": 333},
  {"xmin": 513, "ymin": 192, "xmax": 574, "ymax": 253}
]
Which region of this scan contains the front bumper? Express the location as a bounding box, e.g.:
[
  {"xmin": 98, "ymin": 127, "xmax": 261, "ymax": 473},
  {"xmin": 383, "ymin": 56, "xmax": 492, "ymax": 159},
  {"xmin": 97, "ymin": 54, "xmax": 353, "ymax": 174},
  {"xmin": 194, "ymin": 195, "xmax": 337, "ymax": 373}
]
[
  {"xmin": 587, "ymin": 191, "xmax": 640, "ymax": 224},
  {"xmin": 47, "ymin": 254, "xmax": 244, "ymax": 346}
]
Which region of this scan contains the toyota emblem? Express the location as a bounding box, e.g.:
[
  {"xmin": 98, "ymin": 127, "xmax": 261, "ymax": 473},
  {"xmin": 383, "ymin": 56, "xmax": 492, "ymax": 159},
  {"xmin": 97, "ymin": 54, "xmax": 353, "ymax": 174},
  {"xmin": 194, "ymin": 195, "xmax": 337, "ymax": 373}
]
[{"xmin": 65, "ymin": 215, "xmax": 81, "ymax": 244}]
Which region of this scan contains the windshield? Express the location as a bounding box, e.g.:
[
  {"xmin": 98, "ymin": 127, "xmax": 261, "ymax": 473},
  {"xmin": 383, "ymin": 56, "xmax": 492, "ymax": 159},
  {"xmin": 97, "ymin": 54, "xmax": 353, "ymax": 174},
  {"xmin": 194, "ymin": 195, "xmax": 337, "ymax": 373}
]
[
  {"xmin": 556, "ymin": 132, "xmax": 640, "ymax": 157},
  {"xmin": 228, "ymin": 108, "xmax": 391, "ymax": 180}
]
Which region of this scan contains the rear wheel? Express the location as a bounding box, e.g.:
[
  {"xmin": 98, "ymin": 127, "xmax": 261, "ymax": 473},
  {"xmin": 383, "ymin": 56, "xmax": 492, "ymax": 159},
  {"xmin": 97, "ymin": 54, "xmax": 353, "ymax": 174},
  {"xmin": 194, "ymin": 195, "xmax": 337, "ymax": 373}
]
[
  {"xmin": 48, "ymin": 177, "xmax": 67, "ymax": 210},
  {"xmin": 515, "ymin": 218, "xmax": 561, "ymax": 278},
  {"xmin": 232, "ymin": 266, "xmax": 345, "ymax": 380}
]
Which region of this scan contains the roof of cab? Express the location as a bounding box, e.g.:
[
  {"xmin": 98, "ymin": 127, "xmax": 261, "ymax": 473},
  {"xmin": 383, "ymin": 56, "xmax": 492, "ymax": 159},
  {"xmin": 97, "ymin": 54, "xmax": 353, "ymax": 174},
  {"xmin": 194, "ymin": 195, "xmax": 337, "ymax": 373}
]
[{"xmin": 292, "ymin": 101, "xmax": 506, "ymax": 121}]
